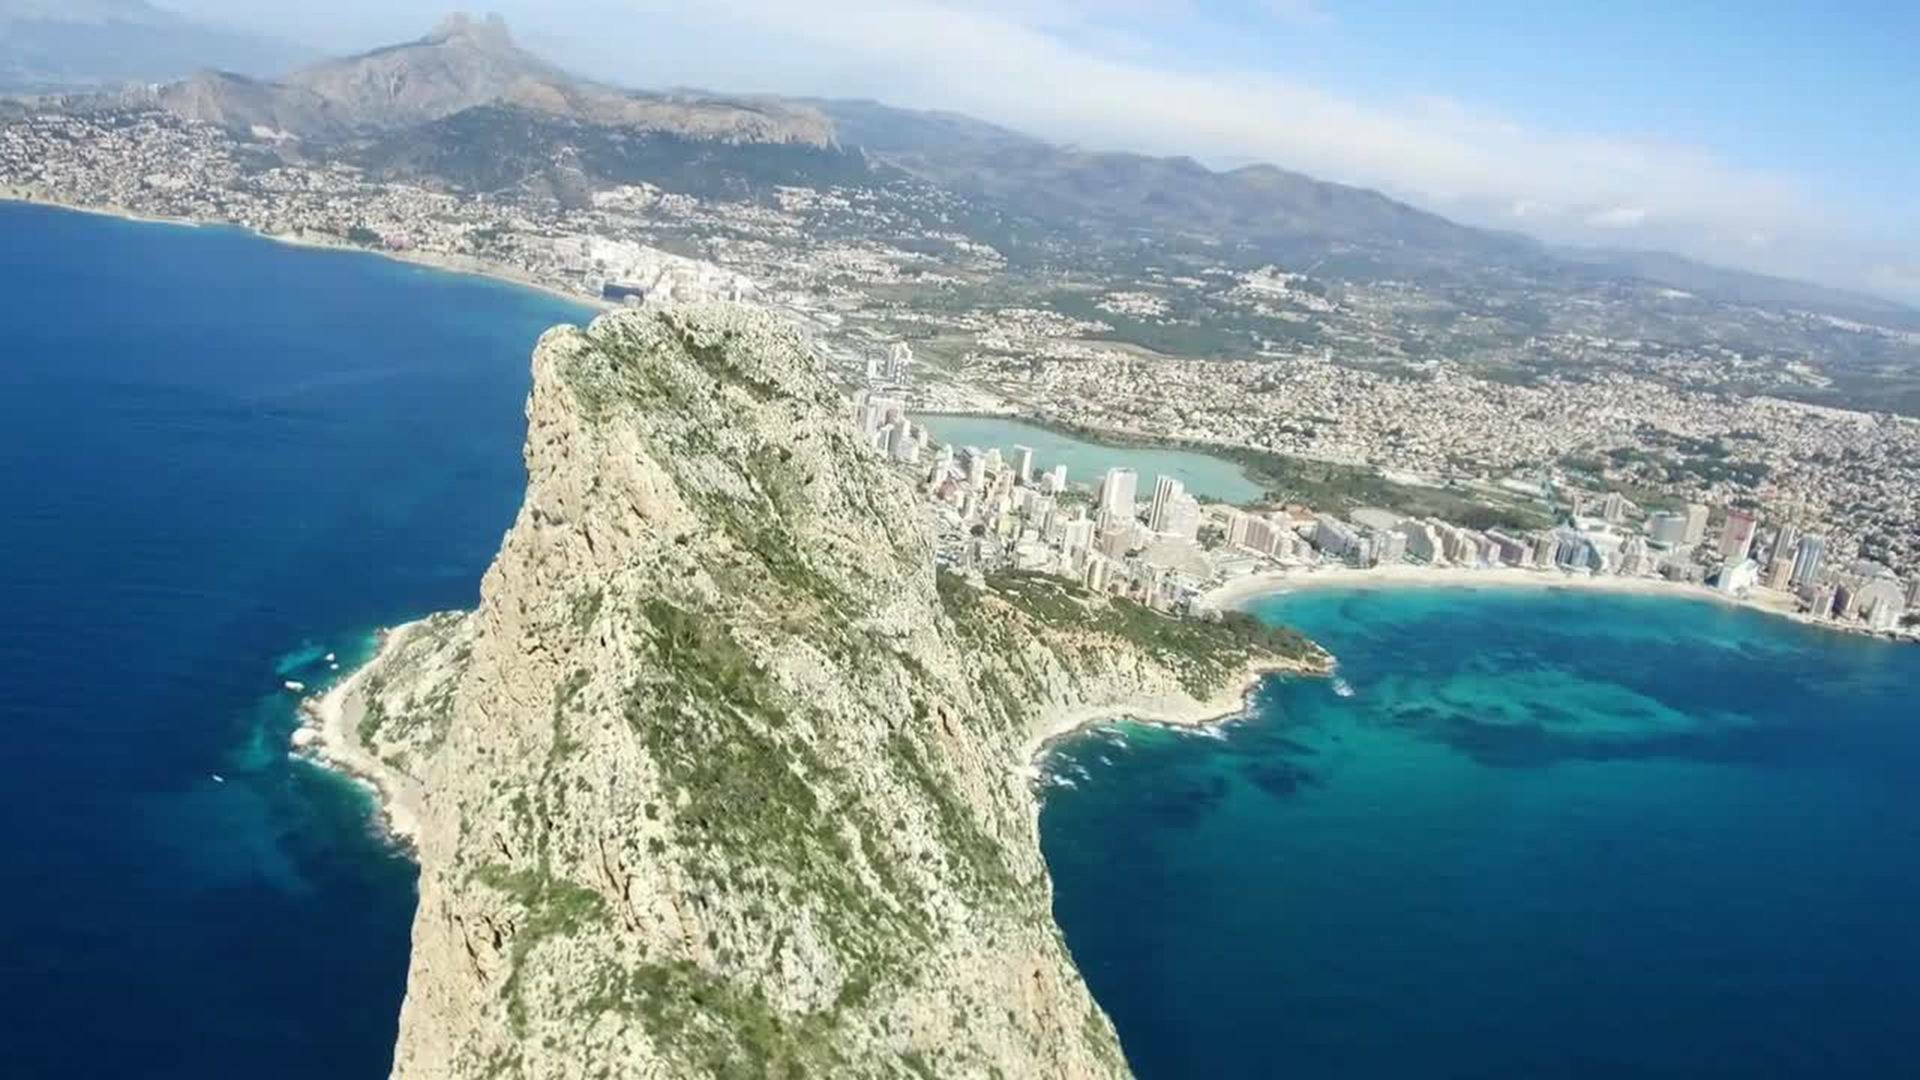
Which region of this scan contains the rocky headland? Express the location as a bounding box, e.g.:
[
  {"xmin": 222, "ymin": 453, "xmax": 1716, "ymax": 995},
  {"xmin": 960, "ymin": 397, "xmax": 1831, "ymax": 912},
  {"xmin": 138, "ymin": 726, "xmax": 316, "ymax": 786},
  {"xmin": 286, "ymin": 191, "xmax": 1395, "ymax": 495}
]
[{"xmin": 312, "ymin": 302, "xmax": 1325, "ymax": 1078}]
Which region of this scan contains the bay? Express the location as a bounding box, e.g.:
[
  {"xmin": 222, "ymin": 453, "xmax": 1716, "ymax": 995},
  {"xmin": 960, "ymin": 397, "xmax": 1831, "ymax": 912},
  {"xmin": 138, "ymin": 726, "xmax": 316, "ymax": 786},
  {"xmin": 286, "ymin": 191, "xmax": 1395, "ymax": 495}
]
[{"xmin": 1040, "ymin": 585, "xmax": 1920, "ymax": 1079}]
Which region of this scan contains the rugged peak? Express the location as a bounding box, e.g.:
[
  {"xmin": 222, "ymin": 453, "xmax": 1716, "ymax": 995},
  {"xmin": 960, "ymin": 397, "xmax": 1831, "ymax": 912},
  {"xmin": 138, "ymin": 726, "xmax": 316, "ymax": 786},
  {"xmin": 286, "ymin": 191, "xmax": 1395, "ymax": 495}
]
[
  {"xmin": 426, "ymin": 11, "xmax": 515, "ymax": 51},
  {"xmin": 326, "ymin": 302, "xmax": 1316, "ymax": 1077}
]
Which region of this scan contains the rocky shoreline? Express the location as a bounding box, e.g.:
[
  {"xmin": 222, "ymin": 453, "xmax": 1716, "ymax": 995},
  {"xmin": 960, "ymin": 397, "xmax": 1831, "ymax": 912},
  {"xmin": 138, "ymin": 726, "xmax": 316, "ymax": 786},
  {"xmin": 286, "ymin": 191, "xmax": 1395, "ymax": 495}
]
[
  {"xmin": 307, "ymin": 629, "xmax": 1331, "ymax": 856},
  {"xmin": 1023, "ymin": 653, "xmax": 1327, "ymax": 773},
  {"xmin": 291, "ymin": 622, "xmax": 429, "ymax": 849}
]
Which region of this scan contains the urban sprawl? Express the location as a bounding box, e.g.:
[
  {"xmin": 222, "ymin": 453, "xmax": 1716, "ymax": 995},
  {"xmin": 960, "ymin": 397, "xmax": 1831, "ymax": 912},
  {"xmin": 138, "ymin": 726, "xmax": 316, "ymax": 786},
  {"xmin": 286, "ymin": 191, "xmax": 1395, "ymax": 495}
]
[
  {"xmin": 5, "ymin": 107, "xmax": 1917, "ymax": 638},
  {"xmin": 859, "ymin": 362, "xmax": 1915, "ymax": 637}
]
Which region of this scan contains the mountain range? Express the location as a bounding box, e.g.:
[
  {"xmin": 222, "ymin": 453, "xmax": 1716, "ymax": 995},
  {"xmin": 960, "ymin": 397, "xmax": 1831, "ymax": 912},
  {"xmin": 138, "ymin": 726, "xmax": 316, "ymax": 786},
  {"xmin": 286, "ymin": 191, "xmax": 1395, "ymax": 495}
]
[
  {"xmin": 0, "ymin": 0, "xmax": 307, "ymax": 91},
  {"xmin": 128, "ymin": 14, "xmax": 833, "ymax": 146},
  {"xmin": 19, "ymin": 9, "xmax": 1917, "ymax": 327}
]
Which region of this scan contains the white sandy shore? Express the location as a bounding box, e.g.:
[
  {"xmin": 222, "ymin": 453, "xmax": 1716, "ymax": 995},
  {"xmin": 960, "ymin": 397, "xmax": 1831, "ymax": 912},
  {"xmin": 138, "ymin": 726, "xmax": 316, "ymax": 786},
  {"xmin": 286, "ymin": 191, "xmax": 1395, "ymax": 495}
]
[
  {"xmin": 1200, "ymin": 563, "xmax": 1720, "ymax": 610},
  {"xmin": 1193, "ymin": 562, "xmax": 1913, "ymax": 644},
  {"xmin": 292, "ymin": 622, "xmax": 428, "ymax": 848},
  {"xmin": 2, "ymin": 189, "xmax": 611, "ymax": 314}
]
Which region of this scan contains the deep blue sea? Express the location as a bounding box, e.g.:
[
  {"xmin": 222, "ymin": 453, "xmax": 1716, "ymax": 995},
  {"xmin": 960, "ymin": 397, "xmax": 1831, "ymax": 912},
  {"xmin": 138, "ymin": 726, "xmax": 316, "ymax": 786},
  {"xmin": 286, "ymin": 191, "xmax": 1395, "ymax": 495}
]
[
  {"xmin": 0, "ymin": 202, "xmax": 588, "ymax": 1078},
  {"xmin": 1041, "ymin": 586, "xmax": 1920, "ymax": 1079},
  {"xmin": 9, "ymin": 201, "xmax": 1920, "ymax": 1080}
]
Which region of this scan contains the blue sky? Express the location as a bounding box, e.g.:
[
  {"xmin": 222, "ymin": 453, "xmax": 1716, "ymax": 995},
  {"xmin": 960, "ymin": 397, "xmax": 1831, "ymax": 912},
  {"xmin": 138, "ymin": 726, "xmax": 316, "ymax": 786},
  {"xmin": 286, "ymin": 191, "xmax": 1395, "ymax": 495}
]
[
  {"xmin": 1178, "ymin": 2, "xmax": 1917, "ymax": 211},
  {"xmin": 172, "ymin": 1, "xmax": 1920, "ymax": 301}
]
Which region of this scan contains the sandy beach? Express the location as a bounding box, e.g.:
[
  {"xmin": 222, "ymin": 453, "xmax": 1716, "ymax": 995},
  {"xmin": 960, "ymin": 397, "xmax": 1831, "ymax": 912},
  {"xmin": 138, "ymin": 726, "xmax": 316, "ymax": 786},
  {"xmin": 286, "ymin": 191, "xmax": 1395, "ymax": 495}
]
[
  {"xmin": 2, "ymin": 189, "xmax": 611, "ymax": 314},
  {"xmin": 1199, "ymin": 562, "xmax": 1716, "ymax": 609},
  {"xmin": 1190, "ymin": 561, "xmax": 1906, "ymax": 642},
  {"xmin": 292, "ymin": 622, "xmax": 428, "ymax": 847}
]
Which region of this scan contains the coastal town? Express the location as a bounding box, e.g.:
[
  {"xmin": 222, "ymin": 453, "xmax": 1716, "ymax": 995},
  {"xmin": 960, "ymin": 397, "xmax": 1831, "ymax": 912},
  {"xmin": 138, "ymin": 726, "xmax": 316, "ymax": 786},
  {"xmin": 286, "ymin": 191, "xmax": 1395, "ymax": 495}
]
[
  {"xmin": 12, "ymin": 10, "xmax": 1920, "ymax": 1080},
  {"xmin": 854, "ymin": 384, "xmax": 1917, "ymax": 640},
  {"xmin": 5, "ymin": 95, "xmax": 1917, "ymax": 640}
]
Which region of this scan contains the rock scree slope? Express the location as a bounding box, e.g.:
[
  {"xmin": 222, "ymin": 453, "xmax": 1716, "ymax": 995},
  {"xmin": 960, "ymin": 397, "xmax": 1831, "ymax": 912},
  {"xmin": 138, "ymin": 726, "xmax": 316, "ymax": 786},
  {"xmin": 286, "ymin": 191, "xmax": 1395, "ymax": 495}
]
[{"xmin": 341, "ymin": 302, "xmax": 1322, "ymax": 1078}]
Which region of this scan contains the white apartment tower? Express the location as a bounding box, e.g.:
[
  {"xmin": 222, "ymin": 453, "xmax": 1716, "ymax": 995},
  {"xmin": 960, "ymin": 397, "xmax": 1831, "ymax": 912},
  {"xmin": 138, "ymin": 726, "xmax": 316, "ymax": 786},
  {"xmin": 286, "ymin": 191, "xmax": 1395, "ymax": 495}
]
[
  {"xmin": 1148, "ymin": 476, "xmax": 1185, "ymax": 533},
  {"xmin": 1098, "ymin": 468, "xmax": 1138, "ymax": 524}
]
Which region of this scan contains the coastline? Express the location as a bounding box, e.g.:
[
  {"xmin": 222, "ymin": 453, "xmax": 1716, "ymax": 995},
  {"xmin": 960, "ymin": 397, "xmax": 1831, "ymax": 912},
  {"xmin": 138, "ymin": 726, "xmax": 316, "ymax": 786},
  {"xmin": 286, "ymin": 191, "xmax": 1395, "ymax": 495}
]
[
  {"xmin": 1024, "ymin": 654, "xmax": 1323, "ymax": 771},
  {"xmin": 292, "ymin": 621, "xmax": 428, "ymax": 850},
  {"xmin": 0, "ymin": 189, "xmax": 610, "ymax": 315},
  {"xmin": 1196, "ymin": 562, "xmax": 1912, "ymax": 643}
]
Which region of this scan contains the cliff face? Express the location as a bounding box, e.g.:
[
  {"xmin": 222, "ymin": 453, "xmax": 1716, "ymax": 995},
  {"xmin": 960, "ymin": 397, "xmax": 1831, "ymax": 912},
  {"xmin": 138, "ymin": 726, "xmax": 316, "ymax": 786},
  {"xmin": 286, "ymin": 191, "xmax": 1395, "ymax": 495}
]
[{"xmin": 349, "ymin": 304, "xmax": 1319, "ymax": 1078}]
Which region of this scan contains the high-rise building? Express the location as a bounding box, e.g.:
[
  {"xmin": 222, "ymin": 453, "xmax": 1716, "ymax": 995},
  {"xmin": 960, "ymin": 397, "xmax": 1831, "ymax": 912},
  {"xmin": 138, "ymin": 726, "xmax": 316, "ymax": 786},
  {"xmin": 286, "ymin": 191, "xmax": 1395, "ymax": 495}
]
[
  {"xmin": 1098, "ymin": 468, "xmax": 1138, "ymax": 524},
  {"xmin": 1647, "ymin": 511, "xmax": 1689, "ymax": 546},
  {"xmin": 1161, "ymin": 493, "xmax": 1202, "ymax": 542},
  {"xmin": 1012, "ymin": 445, "xmax": 1035, "ymax": 484},
  {"xmin": 1718, "ymin": 509, "xmax": 1758, "ymax": 561},
  {"xmin": 1806, "ymin": 579, "xmax": 1840, "ymax": 619},
  {"xmin": 1396, "ymin": 520, "xmax": 1444, "ymax": 563},
  {"xmin": 1312, "ymin": 515, "xmax": 1362, "ymax": 560},
  {"xmin": 1619, "ymin": 536, "xmax": 1652, "ymax": 577},
  {"xmin": 1771, "ymin": 523, "xmax": 1801, "ymax": 566},
  {"xmin": 1084, "ymin": 554, "xmax": 1111, "ymax": 593},
  {"xmin": 1858, "ymin": 577, "xmax": 1906, "ymax": 631},
  {"xmin": 1243, "ymin": 516, "xmax": 1281, "ymax": 557},
  {"xmin": 1718, "ymin": 558, "xmax": 1759, "ymax": 594},
  {"xmin": 1221, "ymin": 508, "xmax": 1251, "ymax": 549},
  {"xmin": 1790, "ymin": 534, "xmax": 1826, "ymax": 588},
  {"xmin": 1765, "ymin": 555, "xmax": 1794, "ymax": 590},
  {"xmin": 883, "ymin": 341, "xmax": 913, "ymax": 382},
  {"xmin": 964, "ymin": 447, "xmax": 987, "ymax": 489},
  {"xmin": 1148, "ymin": 476, "xmax": 1185, "ymax": 533},
  {"xmin": 1374, "ymin": 529, "xmax": 1409, "ymax": 565},
  {"xmin": 1683, "ymin": 503, "xmax": 1710, "ymax": 544},
  {"xmin": 886, "ymin": 422, "xmax": 919, "ymax": 464},
  {"xmin": 1042, "ymin": 464, "xmax": 1067, "ymax": 494},
  {"xmin": 1602, "ymin": 492, "xmax": 1628, "ymax": 524},
  {"xmin": 855, "ymin": 392, "xmax": 905, "ymax": 442},
  {"xmin": 1062, "ymin": 514, "xmax": 1094, "ymax": 557},
  {"xmin": 1533, "ymin": 532, "xmax": 1559, "ymax": 568},
  {"xmin": 1836, "ymin": 579, "xmax": 1863, "ymax": 620}
]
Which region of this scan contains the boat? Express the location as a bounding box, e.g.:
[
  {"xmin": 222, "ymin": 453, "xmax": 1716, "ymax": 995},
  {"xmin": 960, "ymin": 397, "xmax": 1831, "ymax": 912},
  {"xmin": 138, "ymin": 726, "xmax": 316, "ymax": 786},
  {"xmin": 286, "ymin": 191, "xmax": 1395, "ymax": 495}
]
[
  {"xmin": 210, "ymin": 773, "xmax": 226, "ymax": 784},
  {"xmin": 283, "ymin": 680, "xmax": 306, "ymax": 693}
]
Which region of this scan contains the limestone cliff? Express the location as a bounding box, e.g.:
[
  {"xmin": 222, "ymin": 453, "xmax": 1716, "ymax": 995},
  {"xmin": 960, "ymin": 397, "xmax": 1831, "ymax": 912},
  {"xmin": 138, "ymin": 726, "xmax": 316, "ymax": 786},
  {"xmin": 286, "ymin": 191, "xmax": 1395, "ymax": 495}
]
[{"xmin": 344, "ymin": 304, "xmax": 1323, "ymax": 1078}]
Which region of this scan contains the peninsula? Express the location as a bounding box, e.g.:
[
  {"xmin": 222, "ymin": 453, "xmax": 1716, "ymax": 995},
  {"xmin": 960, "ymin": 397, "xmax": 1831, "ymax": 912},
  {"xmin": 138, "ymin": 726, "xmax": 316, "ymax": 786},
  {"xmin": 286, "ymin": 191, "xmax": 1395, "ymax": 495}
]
[{"xmin": 308, "ymin": 302, "xmax": 1323, "ymax": 1078}]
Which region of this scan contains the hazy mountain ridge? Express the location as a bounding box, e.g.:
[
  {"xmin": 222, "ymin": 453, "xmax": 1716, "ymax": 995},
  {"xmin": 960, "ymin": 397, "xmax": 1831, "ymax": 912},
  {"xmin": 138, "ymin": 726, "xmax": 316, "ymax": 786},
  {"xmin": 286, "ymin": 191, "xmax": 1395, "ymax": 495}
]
[
  {"xmin": 1557, "ymin": 247, "xmax": 1920, "ymax": 334},
  {"xmin": 0, "ymin": 0, "xmax": 308, "ymax": 91},
  {"xmin": 116, "ymin": 13, "xmax": 835, "ymax": 148},
  {"xmin": 350, "ymin": 103, "xmax": 870, "ymax": 203},
  {"xmin": 21, "ymin": 12, "xmax": 1918, "ymax": 331},
  {"xmin": 818, "ymin": 97, "xmax": 1529, "ymax": 268}
]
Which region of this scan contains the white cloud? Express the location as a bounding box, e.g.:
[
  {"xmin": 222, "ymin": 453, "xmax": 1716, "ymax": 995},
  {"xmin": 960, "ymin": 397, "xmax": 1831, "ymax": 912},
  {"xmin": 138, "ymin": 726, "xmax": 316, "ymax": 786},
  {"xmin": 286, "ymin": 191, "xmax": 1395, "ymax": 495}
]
[
  {"xmin": 1258, "ymin": 0, "xmax": 1333, "ymax": 27},
  {"xmin": 1586, "ymin": 207, "xmax": 1650, "ymax": 229},
  {"xmin": 1866, "ymin": 264, "xmax": 1920, "ymax": 304}
]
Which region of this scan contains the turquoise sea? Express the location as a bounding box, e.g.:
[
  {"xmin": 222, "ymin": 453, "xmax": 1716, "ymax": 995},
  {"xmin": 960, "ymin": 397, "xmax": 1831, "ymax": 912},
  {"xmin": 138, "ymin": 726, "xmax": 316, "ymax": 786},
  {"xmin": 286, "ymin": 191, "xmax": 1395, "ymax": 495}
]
[
  {"xmin": 1041, "ymin": 585, "xmax": 1920, "ymax": 1078},
  {"xmin": 0, "ymin": 202, "xmax": 588, "ymax": 1077},
  {"xmin": 915, "ymin": 413, "xmax": 1264, "ymax": 504}
]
